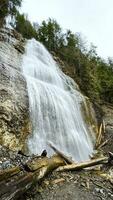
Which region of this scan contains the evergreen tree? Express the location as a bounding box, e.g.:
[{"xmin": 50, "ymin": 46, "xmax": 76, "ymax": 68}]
[
  {"xmin": 15, "ymin": 12, "xmax": 37, "ymax": 39},
  {"xmin": 0, "ymin": 0, "xmax": 22, "ymax": 27},
  {"xmin": 37, "ymin": 18, "xmax": 63, "ymax": 51}
]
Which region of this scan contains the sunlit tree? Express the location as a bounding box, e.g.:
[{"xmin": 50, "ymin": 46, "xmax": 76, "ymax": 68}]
[
  {"xmin": 15, "ymin": 12, "xmax": 37, "ymax": 39},
  {"xmin": 37, "ymin": 18, "xmax": 64, "ymax": 51}
]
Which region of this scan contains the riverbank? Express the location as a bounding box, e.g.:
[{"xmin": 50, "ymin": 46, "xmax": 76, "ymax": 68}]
[{"xmin": 23, "ymin": 104, "xmax": 113, "ymax": 200}]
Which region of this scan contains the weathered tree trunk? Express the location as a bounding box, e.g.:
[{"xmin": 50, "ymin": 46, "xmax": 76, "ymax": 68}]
[
  {"xmin": 0, "ymin": 166, "xmax": 20, "ymax": 182},
  {"xmin": 48, "ymin": 142, "xmax": 74, "ymax": 164},
  {"xmin": 95, "ymin": 123, "xmax": 103, "ymax": 148},
  {"xmin": 56, "ymin": 157, "xmax": 108, "ymax": 172},
  {"xmin": 0, "ymin": 155, "xmax": 65, "ymax": 200},
  {"xmin": 0, "ymin": 151, "xmax": 113, "ymax": 200}
]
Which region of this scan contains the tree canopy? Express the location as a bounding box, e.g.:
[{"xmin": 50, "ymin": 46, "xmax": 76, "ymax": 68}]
[
  {"xmin": 0, "ymin": 0, "xmax": 22, "ymax": 27},
  {"xmin": 15, "ymin": 12, "xmax": 37, "ymax": 39},
  {"xmin": 14, "ymin": 15, "xmax": 113, "ymax": 104},
  {"xmin": 0, "ymin": 1, "xmax": 112, "ymax": 105}
]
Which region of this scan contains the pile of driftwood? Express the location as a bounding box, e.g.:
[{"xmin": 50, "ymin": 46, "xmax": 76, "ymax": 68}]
[
  {"xmin": 0, "ymin": 120, "xmax": 112, "ymax": 200},
  {"xmin": 0, "ymin": 141, "xmax": 113, "ymax": 200}
]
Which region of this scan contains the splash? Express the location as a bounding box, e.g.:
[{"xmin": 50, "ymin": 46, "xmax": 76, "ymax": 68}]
[{"xmin": 22, "ymin": 39, "xmax": 94, "ymax": 161}]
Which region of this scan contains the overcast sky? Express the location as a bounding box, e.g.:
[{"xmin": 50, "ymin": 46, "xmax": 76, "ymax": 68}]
[{"xmin": 21, "ymin": 0, "xmax": 113, "ymax": 59}]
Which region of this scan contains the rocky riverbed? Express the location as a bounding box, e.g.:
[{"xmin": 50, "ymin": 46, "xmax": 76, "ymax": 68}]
[
  {"xmin": 0, "ymin": 28, "xmax": 113, "ymax": 200},
  {"xmin": 0, "ymin": 104, "xmax": 113, "ymax": 200},
  {"xmin": 23, "ymin": 104, "xmax": 113, "ymax": 200}
]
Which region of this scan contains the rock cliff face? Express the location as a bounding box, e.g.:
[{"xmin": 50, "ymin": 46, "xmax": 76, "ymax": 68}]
[
  {"xmin": 0, "ymin": 28, "xmax": 98, "ymax": 154},
  {"xmin": 0, "ymin": 28, "xmax": 31, "ymax": 151}
]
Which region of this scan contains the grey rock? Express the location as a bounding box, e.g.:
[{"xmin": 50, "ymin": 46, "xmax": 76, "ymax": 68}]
[{"xmin": 0, "ymin": 28, "xmax": 31, "ymax": 151}]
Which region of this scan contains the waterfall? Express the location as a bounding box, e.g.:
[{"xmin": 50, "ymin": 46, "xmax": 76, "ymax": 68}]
[{"xmin": 22, "ymin": 39, "xmax": 94, "ymax": 162}]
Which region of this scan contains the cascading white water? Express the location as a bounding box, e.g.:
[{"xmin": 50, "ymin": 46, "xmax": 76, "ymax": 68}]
[{"xmin": 22, "ymin": 39, "xmax": 94, "ymax": 162}]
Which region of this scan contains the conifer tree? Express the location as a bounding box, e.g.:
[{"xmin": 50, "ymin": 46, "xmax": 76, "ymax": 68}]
[{"xmin": 0, "ymin": 0, "xmax": 22, "ymax": 27}]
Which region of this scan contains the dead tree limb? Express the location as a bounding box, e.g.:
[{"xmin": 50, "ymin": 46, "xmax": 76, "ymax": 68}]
[
  {"xmin": 56, "ymin": 157, "xmax": 108, "ymax": 172},
  {"xmin": 0, "ymin": 166, "xmax": 20, "ymax": 182},
  {"xmin": 102, "ymin": 119, "xmax": 106, "ymax": 134},
  {"xmin": 98, "ymin": 139, "xmax": 109, "ymax": 149},
  {"xmin": 48, "ymin": 142, "xmax": 74, "ymax": 164},
  {"xmin": 0, "ymin": 155, "xmax": 65, "ymax": 200},
  {"xmin": 95, "ymin": 123, "xmax": 103, "ymax": 148},
  {"xmin": 1, "ymin": 150, "xmax": 113, "ymax": 200}
]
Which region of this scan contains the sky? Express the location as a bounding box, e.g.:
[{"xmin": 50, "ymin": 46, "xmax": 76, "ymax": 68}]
[{"xmin": 21, "ymin": 0, "xmax": 113, "ymax": 59}]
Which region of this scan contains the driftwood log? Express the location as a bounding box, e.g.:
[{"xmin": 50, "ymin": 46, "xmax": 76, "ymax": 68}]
[
  {"xmin": 48, "ymin": 142, "xmax": 74, "ymax": 164},
  {"xmin": 0, "ymin": 166, "xmax": 20, "ymax": 182},
  {"xmin": 0, "ymin": 154, "xmax": 65, "ymax": 200},
  {"xmin": 56, "ymin": 156, "xmax": 108, "ymax": 172},
  {"xmin": 0, "ymin": 148, "xmax": 113, "ymax": 200},
  {"xmin": 95, "ymin": 123, "xmax": 103, "ymax": 148},
  {"xmin": 95, "ymin": 120, "xmax": 106, "ymax": 148}
]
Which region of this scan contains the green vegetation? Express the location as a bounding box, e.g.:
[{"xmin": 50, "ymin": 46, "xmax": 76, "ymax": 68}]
[
  {"xmin": 0, "ymin": 0, "xmax": 22, "ymax": 27},
  {"xmin": 15, "ymin": 12, "xmax": 37, "ymax": 39},
  {"xmin": 0, "ymin": 0, "xmax": 113, "ymax": 105},
  {"xmin": 14, "ymin": 16, "xmax": 113, "ymax": 105}
]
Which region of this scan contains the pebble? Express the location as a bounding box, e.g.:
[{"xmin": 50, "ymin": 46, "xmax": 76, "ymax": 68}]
[{"xmin": 2, "ymin": 160, "xmax": 13, "ymax": 169}]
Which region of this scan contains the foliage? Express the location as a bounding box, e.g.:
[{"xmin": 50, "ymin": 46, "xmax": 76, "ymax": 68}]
[
  {"xmin": 0, "ymin": 0, "xmax": 113, "ymax": 105},
  {"xmin": 8, "ymin": 13, "xmax": 113, "ymax": 105},
  {"xmin": 37, "ymin": 18, "xmax": 64, "ymax": 51},
  {"xmin": 15, "ymin": 13, "xmax": 37, "ymax": 39},
  {"xmin": 36, "ymin": 19, "xmax": 113, "ymax": 104},
  {"xmin": 8, "ymin": 0, "xmax": 22, "ymax": 15},
  {"xmin": 97, "ymin": 60, "xmax": 113, "ymax": 103},
  {"xmin": 0, "ymin": 0, "xmax": 22, "ymax": 27}
]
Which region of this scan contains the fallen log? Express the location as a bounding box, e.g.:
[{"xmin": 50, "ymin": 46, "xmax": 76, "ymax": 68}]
[
  {"xmin": 0, "ymin": 172, "xmax": 33, "ymax": 199},
  {"xmin": 56, "ymin": 156, "xmax": 108, "ymax": 172},
  {"xmin": 0, "ymin": 154, "xmax": 65, "ymax": 200},
  {"xmin": 48, "ymin": 141, "xmax": 74, "ymax": 164},
  {"xmin": 0, "ymin": 166, "xmax": 20, "ymax": 182},
  {"xmin": 98, "ymin": 139, "xmax": 109, "ymax": 149},
  {"xmin": 95, "ymin": 123, "xmax": 103, "ymax": 148},
  {"xmin": 26, "ymin": 154, "xmax": 65, "ymax": 172},
  {"xmin": 1, "ymin": 150, "xmax": 113, "ymax": 200},
  {"xmin": 102, "ymin": 119, "xmax": 106, "ymax": 134}
]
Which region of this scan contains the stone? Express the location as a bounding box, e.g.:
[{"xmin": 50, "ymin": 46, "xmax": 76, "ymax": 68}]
[{"xmin": 0, "ymin": 28, "xmax": 31, "ymax": 151}]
